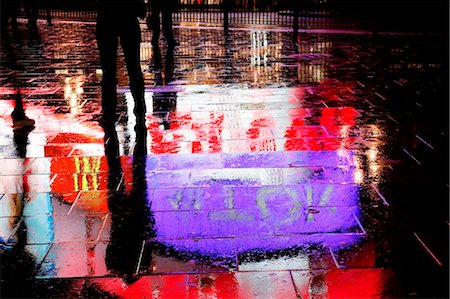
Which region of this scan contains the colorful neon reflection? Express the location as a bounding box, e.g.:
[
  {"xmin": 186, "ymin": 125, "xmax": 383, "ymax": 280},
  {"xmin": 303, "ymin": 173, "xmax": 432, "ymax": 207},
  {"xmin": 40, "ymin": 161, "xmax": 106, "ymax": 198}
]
[
  {"xmin": 0, "ymin": 84, "xmax": 365, "ymax": 278},
  {"xmin": 152, "ymin": 152, "xmax": 361, "ymax": 256}
]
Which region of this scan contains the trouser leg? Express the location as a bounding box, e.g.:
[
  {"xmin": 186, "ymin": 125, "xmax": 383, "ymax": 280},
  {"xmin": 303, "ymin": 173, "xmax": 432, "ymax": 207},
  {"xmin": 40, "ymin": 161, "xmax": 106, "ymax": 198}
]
[
  {"xmin": 148, "ymin": 5, "xmax": 160, "ymax": 43},
  {"xmin": 162, "ymin": 9, "xmax": 175, "ymax": 44},
  {"xmin": 12, "ymin": 90, "xmax": 26, "ymax": 119},
  {"xmin": 120, "ymin": 19, "xmax": 146, "ymax": 121}
]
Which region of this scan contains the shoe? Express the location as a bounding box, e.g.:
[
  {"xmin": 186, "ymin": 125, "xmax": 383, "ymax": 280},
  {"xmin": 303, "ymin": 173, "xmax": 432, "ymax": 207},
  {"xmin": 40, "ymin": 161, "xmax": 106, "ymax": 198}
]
[{"xmin": 12, "ymin": 117, "xmax": 35, "ymax": 130}]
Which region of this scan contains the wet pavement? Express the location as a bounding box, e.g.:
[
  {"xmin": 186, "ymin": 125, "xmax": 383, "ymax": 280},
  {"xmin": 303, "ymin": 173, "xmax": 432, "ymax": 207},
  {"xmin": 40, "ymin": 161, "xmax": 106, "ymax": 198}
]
[{"xmin": 0, "ymin": 20, "xmax": 449, "ymax": 298}]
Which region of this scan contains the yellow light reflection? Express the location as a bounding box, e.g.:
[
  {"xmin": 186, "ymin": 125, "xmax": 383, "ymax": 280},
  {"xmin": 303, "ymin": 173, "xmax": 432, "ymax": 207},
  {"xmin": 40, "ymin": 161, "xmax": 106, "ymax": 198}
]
[
  {"xmin": 353, "ymin": 154, "xmax": 363, "ymax": 184},
  {"xmin": 73, "ymin": 157, "xmax": 101, "ymax": 191},
  {"xmin": 367, "ymin": 146, "xmax": 381, "ymax": 180},
  {"xmin": 141, "ymin": 42, "xmax": 152, "ymax": 61},
  {"xmin": 369, "ymin": 163, "xmax": 380, "ymax": 174},
  {"xmin": 340, "ymin": 125, "xmax": 350, "ymax": 138},
  {"xmin": 365, "ymin": 125, "xmax": 383, "ymax": 183},
  {"xmin": 353, "ymin": 168, "xmax": 364, "ymax": 184},
  {"xmin": 367, "ymin": 147, "xmax": 378, "ymax": 162}
]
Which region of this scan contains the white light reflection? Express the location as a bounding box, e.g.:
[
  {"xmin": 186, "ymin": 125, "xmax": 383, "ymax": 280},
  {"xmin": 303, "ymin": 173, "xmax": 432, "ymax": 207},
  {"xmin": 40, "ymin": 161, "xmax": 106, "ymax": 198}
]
[
  {"xmin": 125, "ymin": 91, "xmax": 138, "ymax": 149},
  {"xmin": 365, "ymin": 125, "xmax": 382, "ymax": 183},
  {"xmin": 367, "ymin": 148, "xmax": 377, "ymax": 162},
  {"xmin": 63, "ymin": 76, "xmax": 85, "ymax": 115},
  {"xmin": 367, "ymin": 145, "xmax": 380, "ymax": 181},
  {"xmin": 250, "ymin": 31, "xmax": 268, "ymax": 67},
  {"xmin": 353, "ymin": 168, "xmax": 364, "ymax": 185},
  {"xmin": 352, "ymin": 124, "xmax": 384, "ymax": 185}
]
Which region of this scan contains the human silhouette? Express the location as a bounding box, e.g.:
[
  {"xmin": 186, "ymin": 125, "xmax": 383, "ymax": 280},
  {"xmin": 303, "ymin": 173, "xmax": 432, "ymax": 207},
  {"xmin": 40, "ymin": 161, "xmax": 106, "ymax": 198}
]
[
  {"xmin": 0, "ymin": 113, "xmax": 37, "ymax": 298},
  {"xmin": 147, "ymin": 0, "xmax": 178, "ymax": 47},
  {"xmin": 102, "ymin": 125, "xmax": 154, "ymax": 284},
  {"xmin": 1, "ymin": 22, "xmax": 36, "ymax": 130},
  {"xmin": 0, "ymin": 25, "xmax": 54, "ymax": 296},
  {"xmin": 0, "ymin": 0, "xmax": 20, "ymax": 36},
  {"xmin": 152, "ymin": 42, "xmax": 176, "ymax": 86},
  {"xmin": 151, "ymin": 43, "xmax": 177, "ymax": 130},
  {"xmin": 96, "ymin": 0, "xmax": 147, "ymax": 128},
  {"xmin": 10, "ymin": 87, "xmax": 36, "ymax": 129},
  {"xmin": 23, "ymin": 0, "xmax": 39, "ymax": 32}
]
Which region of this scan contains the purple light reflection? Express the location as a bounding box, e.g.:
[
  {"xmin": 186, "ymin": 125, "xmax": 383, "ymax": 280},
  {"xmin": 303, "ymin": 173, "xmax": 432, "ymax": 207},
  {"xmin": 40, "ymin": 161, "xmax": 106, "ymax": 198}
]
[{"xmin": 150, "ymin": 150, "xmax": 362, "ymax": 255}]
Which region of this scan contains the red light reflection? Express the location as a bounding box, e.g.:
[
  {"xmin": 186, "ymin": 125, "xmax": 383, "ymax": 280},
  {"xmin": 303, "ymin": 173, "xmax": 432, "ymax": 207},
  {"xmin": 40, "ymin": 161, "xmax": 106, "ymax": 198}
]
[{"xmin": 0, "ymin": 86, "xmax": 360, "ymax": 213}]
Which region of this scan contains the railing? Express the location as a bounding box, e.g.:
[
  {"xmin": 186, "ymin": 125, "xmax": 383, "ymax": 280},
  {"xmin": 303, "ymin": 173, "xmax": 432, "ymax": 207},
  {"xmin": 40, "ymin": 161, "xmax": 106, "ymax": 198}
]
[
  {"xmin": 14, "ymin": 0, "xmax": 449, "ymax": 33},
  {"xmin": 19, "ymin": 0, "xmax": 366, "ymax": 29},
  {"xmin": 173, "ymin": 0, "xmax": 366, "ymax": 28},
  {"xmin": 39, "ymin": 9, "xmax": 97, "ymax": 21}
]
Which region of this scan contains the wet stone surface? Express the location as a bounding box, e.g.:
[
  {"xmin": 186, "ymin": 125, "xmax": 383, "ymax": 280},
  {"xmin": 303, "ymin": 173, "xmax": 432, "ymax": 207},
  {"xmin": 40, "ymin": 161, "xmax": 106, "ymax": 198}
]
[{"xmin": 0, "ymin": 20, "xmax": 448, "ymax": 298}]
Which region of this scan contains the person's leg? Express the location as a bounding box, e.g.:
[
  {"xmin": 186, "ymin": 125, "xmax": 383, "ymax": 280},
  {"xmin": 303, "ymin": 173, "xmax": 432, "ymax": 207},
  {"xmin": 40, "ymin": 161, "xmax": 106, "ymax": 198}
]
[
  {"xmin": 151, "ymin": 42, "xmax": 163, "ymax": 84},
  {"xmin": 161, "ymin": 8, "xmax": 176, "ymax": 46},
  {"xmin": 45, "ymin": 0, "xmax": 52, "ymax": 25},
  {"xmin": 96, "ymin": 16, "xmax": 119, "ymax": 125},
  {"xmin": 27, "ymin": 2, "xmax": 38, "ymax": 31},
  {"xmin": 1, "ymin": 0, "xmax": 12, "ymax": 37},
  {"xmin": 120, "ymin": 18, "xmax": 146, "ymax": 123},
  {"xmin": 12, "ymin": 89, "xmax": 25, "ymax": 119},
  {"xmin": 148, "ymin": 3, "xmax": 161, "ymax": 44},
  {"xmin": 164, "ymin": 45, "xmax": 175, "ymax": 83},
  {"xmin": 10, "ymin": 0, "xmax": 19, "ymax": 30}
]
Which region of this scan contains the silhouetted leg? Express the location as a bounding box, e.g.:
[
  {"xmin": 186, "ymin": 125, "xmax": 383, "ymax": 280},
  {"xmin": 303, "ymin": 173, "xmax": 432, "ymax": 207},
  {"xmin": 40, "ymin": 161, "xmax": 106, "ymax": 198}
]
[
  {"xmin": 152, "ymin": 42, "xmax": 162, "ymax": 70},
  {"xmin": 12, "ymin": 90, "xmax": 26, "ymax": 119},
  {"xmin": 1, "ymin": 1, "xmax": 11, "ymax": 38},
  {"xmin": 165, "ymin": 45, "xmax": 175, "ymax": 83},
  {"xmin": 10, "ymin": 0, "xmax": 19, "ymax": 30},
  {"xmin": 96, "ymin": 18, "xmax": 119, "ymax": 124},
  {"xmin": 26, "ymin": 2, "xmax": 38, "ymax": 32},
  {"xmin": 162, "ymin": 9, "xmax": 175, "ymax": 46},
  {"xmin": 11, "ymin": 88, "xmax": 35, "ymax": 129},
  {"xmin": 223, "ymin": 0, "xmax": 229, "ymax": 34},
  {"xmin": 1, "ymin": 126, "xmax": 35, "ymax": 298},
  {"xmin": 133, "ymin": 121, "xmax": 147, "ymax": 157},
  {"xmin": 120, "ymin": 19, "xmax": 146, "ymax": 123},
  {"xmin": 148, "ymin": 4, "xmax": 161, "ymax": 44},
  {"xmin": 152, "ymin": 43, "xmax": 163, "ymax": 85},
  {"xmin": 103, "ymin": 126, "xmax": 121, "ymax": 173},
  {"xmin": 46, "ymin": 0, "xmax": 52, "ymax": 25}
]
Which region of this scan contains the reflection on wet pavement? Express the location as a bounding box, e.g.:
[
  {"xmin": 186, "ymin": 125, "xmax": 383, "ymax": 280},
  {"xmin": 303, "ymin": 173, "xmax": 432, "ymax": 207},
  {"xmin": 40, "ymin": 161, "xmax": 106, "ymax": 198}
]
[{"xmin": 0, "ymin": 21, "xmax": 448, "ymax": 298}]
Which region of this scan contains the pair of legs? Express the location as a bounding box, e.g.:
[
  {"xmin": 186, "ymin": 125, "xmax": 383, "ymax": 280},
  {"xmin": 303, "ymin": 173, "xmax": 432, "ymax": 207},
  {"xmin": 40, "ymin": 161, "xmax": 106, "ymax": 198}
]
[
  {"xmin": 23, "ymin": 0, "xmax": 39, "ymax": 30},
  {"xmin": 148, "ymin": 3, "xmax": 175, "ymax": 45},
  {"xmin": 96, "ymin": 15, "xmax": 146, "ymax": 125}
]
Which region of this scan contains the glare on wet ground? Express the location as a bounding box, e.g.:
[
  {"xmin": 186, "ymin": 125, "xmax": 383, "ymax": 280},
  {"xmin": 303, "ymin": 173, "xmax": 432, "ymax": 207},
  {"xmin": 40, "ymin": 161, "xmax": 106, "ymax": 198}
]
[{"xmin": 0, "ymin": 21, "xmax": 448, "ymax": 298}]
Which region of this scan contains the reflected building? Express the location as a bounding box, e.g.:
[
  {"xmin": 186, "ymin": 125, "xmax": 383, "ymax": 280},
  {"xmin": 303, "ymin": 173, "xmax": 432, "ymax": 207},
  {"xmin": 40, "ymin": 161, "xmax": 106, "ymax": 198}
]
[{"xmin": 174, "ymin": 29, "xmax": 332, "ymax": 85}]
